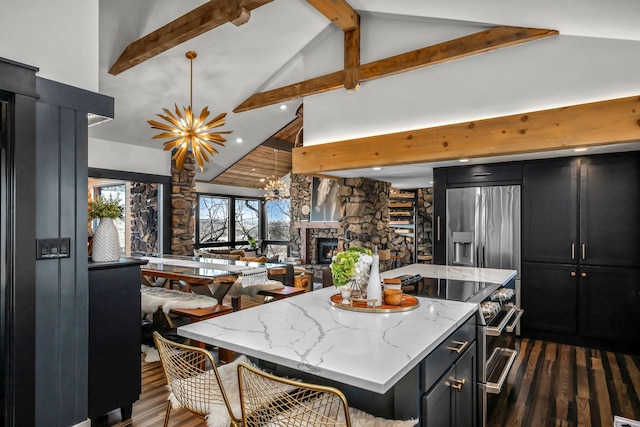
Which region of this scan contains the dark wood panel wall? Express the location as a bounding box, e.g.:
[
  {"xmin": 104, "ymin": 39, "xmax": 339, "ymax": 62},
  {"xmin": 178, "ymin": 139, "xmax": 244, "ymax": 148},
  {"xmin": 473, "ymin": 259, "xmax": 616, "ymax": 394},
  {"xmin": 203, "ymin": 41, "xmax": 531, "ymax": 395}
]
[
  {"xmin": 34, "ymin": 78, "xmax": 113, "ymax": 426},
  {"xmin": 1, "ymin": 56, "xmax": 113, "ymax": 427}
]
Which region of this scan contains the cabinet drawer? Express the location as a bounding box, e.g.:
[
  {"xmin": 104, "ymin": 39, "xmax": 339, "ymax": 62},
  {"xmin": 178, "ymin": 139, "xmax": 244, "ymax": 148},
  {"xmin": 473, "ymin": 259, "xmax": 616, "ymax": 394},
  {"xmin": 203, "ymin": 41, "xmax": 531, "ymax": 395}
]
[
  {"xmin": 422, "ymin": 314, "xmax": 476, "ymax": 392},
  {"xmin": 446, "ymin": 164, "xmax": 523, "ymax": 185}
]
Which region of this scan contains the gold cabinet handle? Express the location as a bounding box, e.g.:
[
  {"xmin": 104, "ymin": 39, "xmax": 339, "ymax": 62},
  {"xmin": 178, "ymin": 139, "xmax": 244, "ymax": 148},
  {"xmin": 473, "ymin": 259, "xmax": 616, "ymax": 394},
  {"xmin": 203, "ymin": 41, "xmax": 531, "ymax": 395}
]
[
  {"xmin": 582, "ymin": 244, "xmax": 586, "ymax": 260},
  {"xmin": 451, "ymin": 378, "xmax": 466, "ymax": 391},
  {"xmin": 571, "ymin": 271, "xmax": 576, "ymax": 277},
  {"xmin": 446, "ymin": 340, "xmax": 469, "ymax": 354},
  {"xmin": 581, "ymin": 272, "xmax": 587, "ymax": 278},
  {"xmin": 571, "ymin": 243, "xmax": 575, "ymax": 260}
]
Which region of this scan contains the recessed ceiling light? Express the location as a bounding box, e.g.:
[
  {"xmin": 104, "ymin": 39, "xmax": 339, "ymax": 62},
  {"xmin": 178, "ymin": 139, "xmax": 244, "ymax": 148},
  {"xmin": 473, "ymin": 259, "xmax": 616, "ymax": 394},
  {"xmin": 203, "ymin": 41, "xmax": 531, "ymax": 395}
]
[
  {"xmin": 574, "ymin": 148, "xmax": 588, "ymax": 152},
  {"xmin": 373, "ymin": 167, "xmax": 382, "ymax": 171},
  {"xmin": 459, "ymin": 159, "xmax": 470, "ymax": 163},
  {"xmin": 236, "ymin": 138, "xmax": 243, "ymax": 143},
  {"xmin": 251, "ymin": 168, "xmax": 256, "ymax": 172},
  {"xmin": 279, "ymin": 104, "xmax": 287, "ymax": 110},
  {"xmin": 259, "ymin": 178, "xmax": 265, "ymax": 183}
]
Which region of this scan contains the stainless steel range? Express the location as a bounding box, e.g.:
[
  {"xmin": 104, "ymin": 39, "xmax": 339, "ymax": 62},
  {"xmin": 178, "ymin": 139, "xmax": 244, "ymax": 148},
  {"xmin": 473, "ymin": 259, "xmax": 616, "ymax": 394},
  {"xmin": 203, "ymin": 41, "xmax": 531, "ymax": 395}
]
[{"xmin": 417, "ymin": 277, "xmax": 523, "ymax": 426}]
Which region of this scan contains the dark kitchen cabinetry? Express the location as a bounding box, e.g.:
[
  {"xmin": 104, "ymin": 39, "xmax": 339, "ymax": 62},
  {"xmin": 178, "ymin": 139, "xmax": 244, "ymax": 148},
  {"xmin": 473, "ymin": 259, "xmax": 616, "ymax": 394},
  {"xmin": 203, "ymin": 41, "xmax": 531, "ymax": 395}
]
[
  {"xmin": 88, "ymin": 258, "xmax": 147, "ymax": 425},
  {"xmin": 522, "ymin": 152, "xmax": 640, "ymax": 349},
  {"xmin": 422, "ymin": 341, "xmax": 477, "ymax": 427},
  {"xmin": 522, "ymin": 159, "xmax": 577, "ymax": 264},
  {"xmin": 521, "ymin": 262, "xmax": 577, "ymax": 334},
  {"xmin": 579, "ymin": 265, "xmax": 640, "ymax": 342}
]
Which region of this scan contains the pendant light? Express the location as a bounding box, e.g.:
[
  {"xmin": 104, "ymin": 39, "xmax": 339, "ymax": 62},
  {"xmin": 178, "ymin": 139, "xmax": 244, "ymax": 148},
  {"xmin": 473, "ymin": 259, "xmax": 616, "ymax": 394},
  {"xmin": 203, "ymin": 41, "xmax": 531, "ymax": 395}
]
[
  {"xmin": 263, "ymin": 149, "xmax": 289, "ymax": 201},
  {"xmin": 147, "ymin": 51, "xmax": 231, "ymax": 171}
]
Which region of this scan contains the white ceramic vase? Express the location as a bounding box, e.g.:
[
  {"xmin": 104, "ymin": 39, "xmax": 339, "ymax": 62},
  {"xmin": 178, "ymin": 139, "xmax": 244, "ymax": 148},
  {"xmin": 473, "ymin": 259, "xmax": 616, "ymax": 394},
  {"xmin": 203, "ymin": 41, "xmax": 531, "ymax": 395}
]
[{"xmin": 92, "ymin": 217, "xmax": 120, "ymax": 262}]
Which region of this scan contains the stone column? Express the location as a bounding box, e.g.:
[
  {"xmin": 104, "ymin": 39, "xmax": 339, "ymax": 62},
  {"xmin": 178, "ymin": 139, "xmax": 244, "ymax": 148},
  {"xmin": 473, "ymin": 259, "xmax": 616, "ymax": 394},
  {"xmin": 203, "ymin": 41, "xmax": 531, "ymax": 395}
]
[{"xmin": 170, "ymin": 152, "xmax": 196, "ymax": 255}]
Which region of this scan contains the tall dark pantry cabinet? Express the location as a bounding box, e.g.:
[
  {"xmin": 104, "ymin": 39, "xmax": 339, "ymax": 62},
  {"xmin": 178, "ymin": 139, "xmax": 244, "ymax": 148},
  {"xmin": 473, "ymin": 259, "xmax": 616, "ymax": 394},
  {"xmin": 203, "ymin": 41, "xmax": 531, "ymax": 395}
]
[{"xmin": 521, "ymin": 153, "xmax": 640, "ymax": 353}]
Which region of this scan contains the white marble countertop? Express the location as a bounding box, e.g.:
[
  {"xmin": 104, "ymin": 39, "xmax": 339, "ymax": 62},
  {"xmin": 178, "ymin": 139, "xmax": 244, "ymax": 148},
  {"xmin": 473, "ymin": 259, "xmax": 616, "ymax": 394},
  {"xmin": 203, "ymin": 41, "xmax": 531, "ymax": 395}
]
[
  {"xmin": 380, "ymin": 263, "xmax": 517, "ymax": 285},
  {"xmin": 178, "ymin": 286, "xmax": 477, "ymax": 394}
]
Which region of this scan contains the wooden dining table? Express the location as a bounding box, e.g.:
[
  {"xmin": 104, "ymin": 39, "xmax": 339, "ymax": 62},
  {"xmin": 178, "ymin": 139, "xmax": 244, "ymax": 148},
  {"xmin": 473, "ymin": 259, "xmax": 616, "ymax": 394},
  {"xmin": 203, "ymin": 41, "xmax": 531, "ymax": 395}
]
[{"xmin": 139, "ymin": 254, "xmax": 287, "ymax": 303}]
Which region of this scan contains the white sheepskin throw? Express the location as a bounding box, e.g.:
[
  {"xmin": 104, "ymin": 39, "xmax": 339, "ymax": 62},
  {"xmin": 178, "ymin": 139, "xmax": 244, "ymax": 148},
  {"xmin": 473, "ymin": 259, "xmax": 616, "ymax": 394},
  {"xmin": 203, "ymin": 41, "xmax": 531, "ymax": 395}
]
[
  {"xmin": 140, "ymin": 286, "xmax": 217, "ymax": 314},
  {"xmin": 346, "ymin": 407, "xmax": 418, "ymax": 427},
  {"xmin": 226, "ymin": 277, "xmax": 284, "ymax": 298},
  {"xmin": 140, "ymin": 344, "xmax": 160, "ymax": 363},
  {"xmin": 167, "ymin": 355, "xmax": 251, "ymax": 427}
]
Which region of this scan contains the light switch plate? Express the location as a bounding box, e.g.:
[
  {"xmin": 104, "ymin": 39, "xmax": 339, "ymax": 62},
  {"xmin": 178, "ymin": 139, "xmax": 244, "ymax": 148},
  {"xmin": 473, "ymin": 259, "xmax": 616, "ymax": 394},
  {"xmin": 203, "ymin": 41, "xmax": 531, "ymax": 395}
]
[{"xmin": 37, "ymin": 238, "xmax": 71, "ymax": 260}]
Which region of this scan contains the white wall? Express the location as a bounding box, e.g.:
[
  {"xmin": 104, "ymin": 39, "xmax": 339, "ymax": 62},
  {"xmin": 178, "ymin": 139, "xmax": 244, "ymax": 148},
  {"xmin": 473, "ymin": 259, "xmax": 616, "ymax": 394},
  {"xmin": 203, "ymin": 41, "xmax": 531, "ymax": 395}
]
[
  {"xmin": 89, "ymin": 137, "xmax": 265, "ymax": 197},
  {"xmin": 0, "ymin": 0, "xmax": 99, "ymax": 91},
  {"xmin": 88, "ymin": 138, "xmax": 171, "ymax": 176},
  {"xmin": 302, "ymin": 13, "xmax": 640, "ymax": 146}
]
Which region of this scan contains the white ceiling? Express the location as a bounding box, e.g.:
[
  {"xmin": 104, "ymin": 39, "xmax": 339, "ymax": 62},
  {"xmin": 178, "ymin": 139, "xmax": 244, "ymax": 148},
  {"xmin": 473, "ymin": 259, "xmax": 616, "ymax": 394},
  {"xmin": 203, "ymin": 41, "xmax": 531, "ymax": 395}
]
[{"xmin": 91, "ymin": 0, "xmax": 640, "ymax": 188}]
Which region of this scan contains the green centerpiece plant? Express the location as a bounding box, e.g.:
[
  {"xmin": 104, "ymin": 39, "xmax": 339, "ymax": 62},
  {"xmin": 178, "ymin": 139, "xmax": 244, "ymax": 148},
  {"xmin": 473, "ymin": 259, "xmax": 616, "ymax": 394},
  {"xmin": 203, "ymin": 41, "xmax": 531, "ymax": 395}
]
[
  {"xmin": 89, "ymin": 195, "xmax": 124, "ymax": 220},
  {"xmin": 330, "ymin": 246, "xmax": 373, "ymax": 288}
]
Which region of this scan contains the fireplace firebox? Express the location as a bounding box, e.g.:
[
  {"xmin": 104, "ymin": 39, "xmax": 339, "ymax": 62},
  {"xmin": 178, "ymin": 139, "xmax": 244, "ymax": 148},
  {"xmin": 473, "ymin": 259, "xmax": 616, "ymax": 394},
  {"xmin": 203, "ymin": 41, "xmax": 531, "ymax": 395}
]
[{"xmin": 317, "ymin": 238, "xmax": 338, "ymax": 264}]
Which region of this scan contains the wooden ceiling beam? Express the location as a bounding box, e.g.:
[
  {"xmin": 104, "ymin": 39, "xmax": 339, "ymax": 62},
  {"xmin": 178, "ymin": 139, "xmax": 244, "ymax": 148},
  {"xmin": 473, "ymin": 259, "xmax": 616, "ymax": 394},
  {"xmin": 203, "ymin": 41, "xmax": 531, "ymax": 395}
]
[
  {"xmin": 109, "ymin": 0, "xmax": 272, "ymax": 75},
  {"xmin": 292, "ymin": 95, "xmax": 640, "ymax": 174},
  {"xmin": 305, "ymin": 0, "xmax": 358, "ymax": 31},
  {"xmin": 234, "ymin": 26, "xmax": 558, "ymax": 113},
  {"xmin": 343, "ymin": 14, "xmax": 360, "ymax": 91}
]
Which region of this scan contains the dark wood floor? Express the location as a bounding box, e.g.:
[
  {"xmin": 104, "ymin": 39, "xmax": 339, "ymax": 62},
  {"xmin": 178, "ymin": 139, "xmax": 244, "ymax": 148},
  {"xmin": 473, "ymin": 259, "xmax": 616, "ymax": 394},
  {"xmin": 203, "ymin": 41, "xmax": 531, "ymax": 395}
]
[
  {"xmin": 487, "ymin": 338, "xmax": 640, "ymax": 427},
  {"xmin": 112, "ymin": 322, "xmax": 640, "ymax": 427}
]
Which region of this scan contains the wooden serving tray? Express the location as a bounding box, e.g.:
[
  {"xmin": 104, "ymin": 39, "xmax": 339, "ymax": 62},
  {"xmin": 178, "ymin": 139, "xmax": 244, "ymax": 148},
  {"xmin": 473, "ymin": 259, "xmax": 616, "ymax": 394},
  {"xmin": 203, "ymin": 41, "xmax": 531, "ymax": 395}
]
[{"xmin": 329, "ymin": 293, "xmax": 420, "ymax": 313}]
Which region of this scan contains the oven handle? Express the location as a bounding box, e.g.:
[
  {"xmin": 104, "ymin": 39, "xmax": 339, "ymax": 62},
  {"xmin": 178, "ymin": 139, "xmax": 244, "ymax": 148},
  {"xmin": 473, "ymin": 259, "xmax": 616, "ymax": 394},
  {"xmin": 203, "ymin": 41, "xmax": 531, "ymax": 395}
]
[
  {"xmin": 506, "ymin": 308, "xmax": 524, "ymax": 333},
  {"xmin": 486, "ymin": 306, "xmax": 516, "ymax": 336},
  {"xmin": 486, "ymin": 347, "xmax": 518, "ymax": 394}
]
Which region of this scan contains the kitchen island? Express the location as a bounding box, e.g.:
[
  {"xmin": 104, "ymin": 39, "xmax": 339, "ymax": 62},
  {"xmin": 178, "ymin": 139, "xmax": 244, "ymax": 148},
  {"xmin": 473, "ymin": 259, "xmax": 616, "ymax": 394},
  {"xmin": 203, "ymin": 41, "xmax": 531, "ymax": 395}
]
[{"xmin": 177, "ymin": 264, "xmax": 516, "ymax": 423}]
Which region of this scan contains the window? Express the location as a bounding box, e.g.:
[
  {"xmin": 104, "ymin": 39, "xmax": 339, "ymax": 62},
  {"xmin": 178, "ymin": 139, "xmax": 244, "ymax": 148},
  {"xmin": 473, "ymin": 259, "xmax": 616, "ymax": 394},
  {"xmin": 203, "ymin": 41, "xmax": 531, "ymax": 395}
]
[
  {"xmin": 198, "ymin": 195, "xmax": 230, "ymax": 243},
  {"xmin": 196, "ymin": 194, "xmax": 291, "ymax": 258},
  {"xmin": 235, "ymin": 198, "xmax": 260, "ymax": 242},
  {"xmin": 264, "ymin": 198, "xmax": 291, "ymax": 259}
]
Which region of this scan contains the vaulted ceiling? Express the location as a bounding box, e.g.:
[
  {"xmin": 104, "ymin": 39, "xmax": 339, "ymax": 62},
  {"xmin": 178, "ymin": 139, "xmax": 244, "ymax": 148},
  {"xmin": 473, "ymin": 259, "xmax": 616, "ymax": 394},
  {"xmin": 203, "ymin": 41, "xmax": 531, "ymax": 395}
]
[{"xmin": 90, "ymin": 0, "xmax": 640, "ymax": 189}]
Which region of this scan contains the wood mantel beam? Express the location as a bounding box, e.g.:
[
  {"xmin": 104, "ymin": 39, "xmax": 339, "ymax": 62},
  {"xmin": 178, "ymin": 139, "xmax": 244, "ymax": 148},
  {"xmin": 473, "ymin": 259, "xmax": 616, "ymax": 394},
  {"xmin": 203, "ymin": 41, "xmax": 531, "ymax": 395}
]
[
  {"xmin": 234, "ymin": 26, "xmax": 558, "ymax": 112},
  {"xmin": 109, "ymin": 0, "xmax": 272, "ymax": 75},
  {"xmin": 291, "ymin": 95, "xmax": 640, "ymax": 175},
  {"xmin": 305, "ymin": 0, "xmax": 358, "ymax": 31}
]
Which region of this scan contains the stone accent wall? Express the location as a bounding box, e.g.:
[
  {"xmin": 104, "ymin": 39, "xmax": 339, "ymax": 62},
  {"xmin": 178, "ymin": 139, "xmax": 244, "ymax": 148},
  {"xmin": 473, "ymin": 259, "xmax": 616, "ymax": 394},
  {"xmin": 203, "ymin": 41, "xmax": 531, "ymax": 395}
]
[
  {"xmin": 170, "ymin": 153, "xmax": 196, "ymax": 255},
  {"xmin": 338, "ymin": 178, "xmax": 390, "ymax": 248},
  {"xmin": 288, "ymin": 175, "xmax": 432, "ymax": 280},
  {"xmin": 130, "ymin": 182, "xmax": 158, "ymax": 254}
]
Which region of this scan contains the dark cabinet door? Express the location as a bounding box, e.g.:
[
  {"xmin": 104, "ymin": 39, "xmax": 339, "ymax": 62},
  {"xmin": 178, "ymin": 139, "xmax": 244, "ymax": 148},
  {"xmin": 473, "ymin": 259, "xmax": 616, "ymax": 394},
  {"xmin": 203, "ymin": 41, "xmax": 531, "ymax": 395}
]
[
  {"xmin": 453, "ymin": 341, "xmax": 477, "ymax": 427},
  {"xmin": 523, "ymin": 159, "xmax": 578, "ymax": 264},
  {"xmin": 422, "ymin": 363, "xmax": 454, "ymax": 426},
  {"xmin": 89, "ymin": 262, "xmax": 143, "ymax": 420},
  {"xmin": 579, "ymin": 266, "xmax": 640, "ymax": 343},
  {"xmin": 422, "ymin": 342, "xmax": 477, "ymax": 427},
  {"xmin": 579, "ymin": 154, "xmax": 640, "ymax": 267},
  {"xmin": 521, "ymin": 262, "xmax": 578, "ymax": 334}
]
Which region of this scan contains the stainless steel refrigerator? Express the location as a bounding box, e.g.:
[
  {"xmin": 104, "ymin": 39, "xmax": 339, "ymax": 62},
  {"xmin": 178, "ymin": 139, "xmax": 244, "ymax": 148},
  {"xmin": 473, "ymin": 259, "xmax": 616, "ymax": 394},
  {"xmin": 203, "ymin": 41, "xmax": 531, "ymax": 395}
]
[{"xmin": 445, "ymin": 185, "xmax": 521, "ymax": 280}]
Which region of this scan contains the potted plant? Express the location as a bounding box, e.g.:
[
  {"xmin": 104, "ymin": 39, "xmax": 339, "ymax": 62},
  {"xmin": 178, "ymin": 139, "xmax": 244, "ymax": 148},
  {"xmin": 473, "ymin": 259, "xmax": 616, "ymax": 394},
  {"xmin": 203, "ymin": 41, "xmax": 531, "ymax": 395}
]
[
  {"xmin": 89, "ymin": 195, "xmax": 123, "ymax": 262},
  {"xmin": 330, "ymin": 246, "xmax": 373, "ymax": 303}
]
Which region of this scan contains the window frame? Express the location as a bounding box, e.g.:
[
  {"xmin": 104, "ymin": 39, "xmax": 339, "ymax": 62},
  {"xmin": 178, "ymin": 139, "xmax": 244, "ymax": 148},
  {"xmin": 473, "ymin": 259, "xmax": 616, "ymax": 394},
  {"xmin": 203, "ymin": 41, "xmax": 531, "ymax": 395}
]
[{"xmin": 195, "ymin": 192, "xmax": 290, "ymax": 256}]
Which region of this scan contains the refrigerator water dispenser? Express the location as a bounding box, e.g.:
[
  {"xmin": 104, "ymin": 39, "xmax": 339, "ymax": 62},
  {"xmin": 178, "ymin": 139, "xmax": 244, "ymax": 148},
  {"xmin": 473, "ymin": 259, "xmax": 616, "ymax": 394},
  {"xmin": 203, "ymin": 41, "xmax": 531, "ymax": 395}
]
[{"xmin": 452, "ymin": 231, "xmax": 474, "ymax": 265}]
